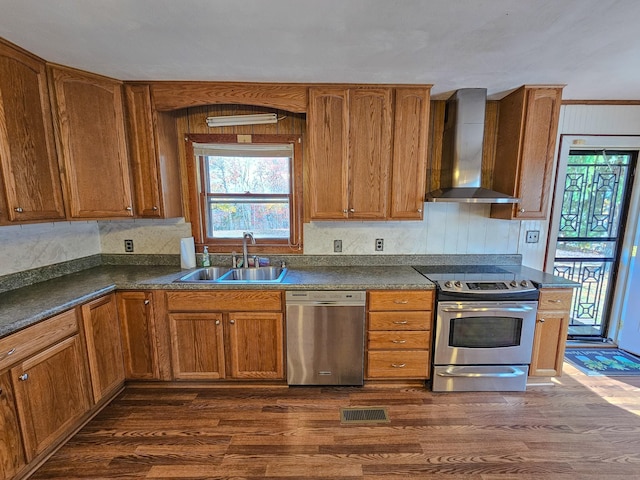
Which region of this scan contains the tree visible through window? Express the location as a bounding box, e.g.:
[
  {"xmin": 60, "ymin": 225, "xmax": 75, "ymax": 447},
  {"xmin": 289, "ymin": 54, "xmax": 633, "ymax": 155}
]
[{"xmin": 189, "ymin": 135, "xmax": 302, "ymax": 252}]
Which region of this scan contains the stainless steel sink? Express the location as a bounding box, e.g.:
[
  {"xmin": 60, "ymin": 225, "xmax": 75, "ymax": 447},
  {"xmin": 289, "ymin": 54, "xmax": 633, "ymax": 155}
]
[
  {"xmin": 174, "ymin": 266, "xmax": 287, "ymax": 283},
  {"xmin": 217, "ymin": 267, "xmax": 287, "ymax": 283},
  {"xmin": 175, "ymin": 267, "xmax": 229, "ymax": 282}
]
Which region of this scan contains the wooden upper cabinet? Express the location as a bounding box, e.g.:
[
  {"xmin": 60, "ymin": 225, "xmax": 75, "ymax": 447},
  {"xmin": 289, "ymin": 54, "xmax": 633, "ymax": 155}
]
[
  {"xmin": 49, "ymin": 65, "xmax": 134, "ymax": 218},
  {"xmin": 0, "ymin": 40, "xmax": 65, "ymax": 224},
  {"xmin": 348, "ymin": 88, "xmax": 393, "ymax": 219},
  {"xmin": 124, "ymin": 84, "xmax": 182, "ymax": 218},
  {"xmin": 390, "ymin": 87, "xmax": 430, "ymax": 219},
  {"xmin": 491, "ymin": 85, "xmax": 563, "ymax": 220},
  {"xmin": 308, "ymin": 87, "xmax": 349, "ymax": 219},
  {"xmin": 308, "ymin": 85, "xmax": 429, "ymax": 221}
]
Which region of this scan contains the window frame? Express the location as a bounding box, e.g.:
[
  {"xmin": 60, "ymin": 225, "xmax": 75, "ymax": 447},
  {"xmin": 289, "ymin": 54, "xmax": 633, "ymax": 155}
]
[{"xmin": 185, "ymin": 133, "xmax": 303, "ymax": 254}]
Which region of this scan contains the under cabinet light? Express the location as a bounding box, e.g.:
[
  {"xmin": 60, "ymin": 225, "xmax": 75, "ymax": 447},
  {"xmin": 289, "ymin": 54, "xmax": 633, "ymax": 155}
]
[{"xmin": 206, "ymin": 113, "xmax": 278, "ymax": 127}]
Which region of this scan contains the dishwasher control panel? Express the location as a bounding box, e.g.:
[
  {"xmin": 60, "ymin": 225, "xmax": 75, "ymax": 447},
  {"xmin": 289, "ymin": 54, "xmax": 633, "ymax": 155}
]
[{"xmin": 286, "ymin": 290, "xmax": 366, "ymax": 305}]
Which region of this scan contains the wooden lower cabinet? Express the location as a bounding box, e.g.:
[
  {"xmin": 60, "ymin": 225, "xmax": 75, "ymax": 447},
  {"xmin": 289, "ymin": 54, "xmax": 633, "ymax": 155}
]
[
  {"xmin": 530, "ymin": 288, "xmax": 574, "ymax": 377},
  {"xmin": 117, "ymin": 291, "xmax": 161, "ymax": 380},
  {"xmin": 81, "ymin": 294, "xmax": 125, "ymax": 403},
  {"xmin": 0, "ymin": 371, "xmax": 25, "ymax": 480},
  {"xmin": 11, "ymin": 334, "xmax": 91, "ymax": 461},
  {"xmin": 169, "ymin": 313, "xmax": 226, "ymax": 380},
  {"xmin": 366, "ymin": 290, "xmax": 434, "ymax": 380},
  {"xmin": 165, "ymin": 290, "xmax": 285, "ymax": 381},
  {"xmin": 228, "ymin": 312, "xmax": 284, "ymax": 379}
]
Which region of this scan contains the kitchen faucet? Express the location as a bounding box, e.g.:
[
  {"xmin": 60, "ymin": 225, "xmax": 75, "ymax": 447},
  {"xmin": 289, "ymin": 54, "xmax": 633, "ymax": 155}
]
[{"xmin": 242, "ymin": 232, "xmax": 255, "ymax": 268}]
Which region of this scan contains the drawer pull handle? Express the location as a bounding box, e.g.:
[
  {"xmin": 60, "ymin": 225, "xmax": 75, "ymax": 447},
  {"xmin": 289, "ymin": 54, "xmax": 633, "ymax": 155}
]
[
  {"xmin": 392, "ymin": 339, "xmax": 407, "ymax": 344},
  {"xmin": 18, "ymin": 373, "xmax": 28, "ymax": 381},
  {"xmin": 393, "ymin": 320, "xmax": 408, "ymax": 325},
  {"xmin": 548, "ymin": 299, "xmax": 562, "ymax": 303},
  {"xmin": 1, "ymin": 348, "xmax": 16, "ymax": 360},
  {"xmin": 392, "ymin": 363, "xmax": 406, "ymax": 368},
  {"xmin": 393, "ymin": 300, "xmax": 409, "ymax": 304}
]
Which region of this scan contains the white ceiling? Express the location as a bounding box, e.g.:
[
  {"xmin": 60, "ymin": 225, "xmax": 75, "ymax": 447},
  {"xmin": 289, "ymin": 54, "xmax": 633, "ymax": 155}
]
[{"xmin": 1, "ymin": 0, "xmax": 640, "ymax": 100}]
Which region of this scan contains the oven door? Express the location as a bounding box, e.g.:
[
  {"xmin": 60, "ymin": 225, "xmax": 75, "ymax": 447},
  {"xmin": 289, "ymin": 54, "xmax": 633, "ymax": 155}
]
[{"xmin": 434, "ymin": 301, "xmax": 538, "ymax": 366}]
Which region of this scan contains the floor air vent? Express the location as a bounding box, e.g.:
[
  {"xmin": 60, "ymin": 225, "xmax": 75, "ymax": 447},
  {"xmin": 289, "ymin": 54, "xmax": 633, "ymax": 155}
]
[{"xmin": 340, "ymin": 407, "xmax": 389, "ymax": 424}]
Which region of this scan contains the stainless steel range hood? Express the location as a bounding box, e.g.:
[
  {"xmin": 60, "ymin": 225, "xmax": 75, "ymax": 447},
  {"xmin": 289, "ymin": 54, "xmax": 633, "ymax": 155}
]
[{"xmin": 425, "ymin": 88, "xmax": 518, "ymax": 204}]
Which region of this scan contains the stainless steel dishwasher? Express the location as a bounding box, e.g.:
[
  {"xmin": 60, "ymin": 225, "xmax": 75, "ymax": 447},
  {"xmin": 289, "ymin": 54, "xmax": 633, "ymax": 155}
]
[{"xmin": 286, "ymin": 291, "xmax": 366, "ymax": 386}]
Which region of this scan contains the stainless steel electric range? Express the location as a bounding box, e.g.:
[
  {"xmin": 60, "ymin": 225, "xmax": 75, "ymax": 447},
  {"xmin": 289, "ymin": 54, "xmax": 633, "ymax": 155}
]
[{"xmin": 413, "ymin": 265, "xmax": 539, "ymax": 392}]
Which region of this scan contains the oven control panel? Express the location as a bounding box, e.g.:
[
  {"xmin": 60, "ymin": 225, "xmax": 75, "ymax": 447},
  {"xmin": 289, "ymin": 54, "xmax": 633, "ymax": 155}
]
[{"xmin": 439, "ymin": 279, "xmax": 537, "ymax": 295}]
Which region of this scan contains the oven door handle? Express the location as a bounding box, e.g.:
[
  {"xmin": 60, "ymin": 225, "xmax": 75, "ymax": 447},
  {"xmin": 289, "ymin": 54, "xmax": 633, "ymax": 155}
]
[
  {"xmin": 437, "ymin": 367, "xmax": 526, "ymax": 378},
  {"xmin": 441, "ymin": 306, "xmax": 534, "ymax": 313}
]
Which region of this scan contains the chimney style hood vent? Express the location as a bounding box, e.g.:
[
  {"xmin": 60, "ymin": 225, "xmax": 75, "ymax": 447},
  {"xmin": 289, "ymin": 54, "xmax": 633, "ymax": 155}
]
[{"xmin": 425, "ymin": 88, "xmax": 518, "ymax": 204}]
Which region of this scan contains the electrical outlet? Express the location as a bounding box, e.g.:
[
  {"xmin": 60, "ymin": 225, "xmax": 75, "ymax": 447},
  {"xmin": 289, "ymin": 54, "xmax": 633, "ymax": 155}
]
[
  {"xmin": 525, "ymin": 230, "xmax": 540, "ymax": 243},
  {"xmin": 333, "ymin": 239, "xmax": 342, "ymax": 253},
  {"xmin": 375, "ymin": 238, "xmax": 384, "ymax": 251},
  {"xmin": 124, "ymin": 239, "xmax": 134, "ymax": 252}
]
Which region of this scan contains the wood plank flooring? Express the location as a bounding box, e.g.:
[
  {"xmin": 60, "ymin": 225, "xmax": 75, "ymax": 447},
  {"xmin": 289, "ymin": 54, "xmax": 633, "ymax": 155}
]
[{"xmin": 31, "ymin": 363, "xmax": 640, "ymax": 479}]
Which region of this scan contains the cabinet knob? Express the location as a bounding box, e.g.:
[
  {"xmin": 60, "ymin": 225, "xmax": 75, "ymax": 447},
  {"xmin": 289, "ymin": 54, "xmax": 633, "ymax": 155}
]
[
  {"xmin": 519, "ymin": 208, "xmax": 525, "ymax": 213},
  {"xmin": 538, "ymin": 318, "xmax": 546, "ymax": 323},
  {"xmin": 125, "ymin": 206, "xmax": 133, "ymax": 211},
  {"xmin": 230, "ymin": 319, "xmax": 235, "ymax": 325},
  {"xmin": 152, "ymin": 206, "xmax": 158, "ymax": 211},
  {"xmin": 215, "ymin": 320, "xmax": 220, "ymax": 325},
  {"xmin": 417, "ymin": 208, "xmax": 422, "ymax": 213},
  {"xmin": 349, "ymin": 208, "xmax": 355, "ymax": 213},
  {"xmin": 343, "ymin": 209, "xmax": 348, "ymax": 214},
  {"xmin": 18, "ymin": 373, "xmax": 28, "ymax": 381},
  {"xmin": 144, "ymin": 299, "xmax": 150, "ymax": 305},
  {"xmin": 14, "ymin": 207, "xmax": 24, "ymax": 213}
]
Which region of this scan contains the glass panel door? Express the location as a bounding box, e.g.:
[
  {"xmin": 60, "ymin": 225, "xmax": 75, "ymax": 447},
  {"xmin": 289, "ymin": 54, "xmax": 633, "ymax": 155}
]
[{"xmin": 553, "ymin": 150, "xmax": 636, "ymax": 338}]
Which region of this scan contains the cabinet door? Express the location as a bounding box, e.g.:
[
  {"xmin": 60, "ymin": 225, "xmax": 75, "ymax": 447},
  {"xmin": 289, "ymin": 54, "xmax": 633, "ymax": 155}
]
[
  {"xmin": 491, "ymin": 86, "xmax": 563, "ymax": 220},
  {"xmin": 81, "ymin": 294, "xmax": 125, "ymax": 403},
  {"xmin": 168, "ymin": 313, "xmax": 226, "ymax": 380},
  {"xmin": 348, "ymin": 88, "xmax": 392, "ymax": 219},
  {"xmin": 530, "ymin": 311, "xmax": 569, "ymax": 377},
  {"xmin": 124, "ymin": 84, "xmax": 163, "ymax": 217},
  {"xmin": 117, "ymin": 291, "xmax": 160, "ymax": 380},
  {"xmin": 0, "ymin": 370, "xmax": 25, "ymax": 480},
  {"xmin": 49, "ymin": 66, "xmax": 134, "ymax": 218},
  {"xmin": 389, "ymin": 88, "xmax": 430, "ymax": 219},
  {"xmin": 12, "ymin": 335, "xmax": 91, "ymax": 461},
  {"xmin": 228, "ymin": 312, "xmax": 284, "ymax": 379},
  {"xmin": 308, "ymin": 87, "xmax": 349, "ymax": 219},
  {"xmin": 0, "ymin": 41, "xmax": 65, "ymax": 223}
]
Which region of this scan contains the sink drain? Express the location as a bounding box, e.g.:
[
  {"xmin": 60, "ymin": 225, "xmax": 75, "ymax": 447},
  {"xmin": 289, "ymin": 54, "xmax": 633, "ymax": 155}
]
[{"xmin": 340, "ymin": 407, "xmax": 389, "ymax": 424}]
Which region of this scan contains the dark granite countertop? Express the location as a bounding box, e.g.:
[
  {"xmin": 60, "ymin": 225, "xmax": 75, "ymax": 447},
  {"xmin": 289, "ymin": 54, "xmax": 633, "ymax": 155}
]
[
  {"xmin": 0, "ymin": 260, "xmax": 577, "ymax": 339},
  {"xmin": 0, "ymin": 264, "xmax": 432, "ymax": 338}
]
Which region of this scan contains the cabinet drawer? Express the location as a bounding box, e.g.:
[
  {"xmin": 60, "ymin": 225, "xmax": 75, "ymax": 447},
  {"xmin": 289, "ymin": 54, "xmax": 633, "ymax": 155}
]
[
  {"xmin": 368, "ymin": 331, "xmax": 430, "ymax": 350},
  {"xmin": 538, "ymin": 289, "xmax": 573, "ymax": 311},
  {"xmin": 0, "ymin": 309, "xmax": 78, "ymax": 371},
  {"xmin": 369, "ymin": 311, "xmax": 430, "ymax": 331},
  {"xmin": 367, "ymin": 350, "xmax": 430, "ymax": 378},
  {"xmin": 368, "ymin": 290, "xmax": 433, "ymax": 311},
  {"xmin": 166, "ymin": 290, "xmax": 283, "ymax": 312}
]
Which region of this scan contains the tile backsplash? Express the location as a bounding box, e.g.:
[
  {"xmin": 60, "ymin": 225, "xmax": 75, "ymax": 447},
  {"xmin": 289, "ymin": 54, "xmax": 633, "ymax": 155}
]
[
  {"xmin": 0, "ymin": 221, "xmax": 101, "ymax": 276},
  {"xmin": 0, "ymin": 204, "xmax": 546, "ymax": 277}
]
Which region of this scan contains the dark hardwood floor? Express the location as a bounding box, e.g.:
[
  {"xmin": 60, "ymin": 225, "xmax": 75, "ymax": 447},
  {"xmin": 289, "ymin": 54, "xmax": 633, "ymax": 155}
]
[{"xmin": 31, "ymin": 363, "xmax": 640, "ymax": 479}]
